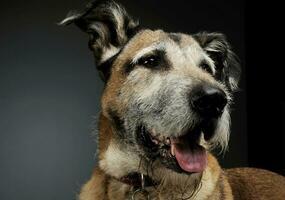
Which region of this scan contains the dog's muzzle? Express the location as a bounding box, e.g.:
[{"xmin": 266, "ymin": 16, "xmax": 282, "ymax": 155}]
[{"xmin": 135, "ymin": 84, "xmax": 228, "ymax": 174}]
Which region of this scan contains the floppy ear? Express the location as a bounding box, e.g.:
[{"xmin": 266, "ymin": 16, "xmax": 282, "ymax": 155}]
[
  {"xmin": 193, "ymin": 32, "xmax": 241, "ymax": 91},
  {"xmin": 59, "ymin": 0, "xmax": 139, "ymax": 80}
]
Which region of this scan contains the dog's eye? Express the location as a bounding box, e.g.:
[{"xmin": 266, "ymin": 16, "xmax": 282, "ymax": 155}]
[
  {"xmin": 200, "ymin": 61, "xmax": 213, "ymax": 74},
  {"xmin": 138, "ymin": 55, "xmax": 160, "ymax": 68}
]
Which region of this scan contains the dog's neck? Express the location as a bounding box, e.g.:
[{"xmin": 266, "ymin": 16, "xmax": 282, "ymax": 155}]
[{"xmin": 103, "ymin": 155, "xmax": 225, "ymax": 200}]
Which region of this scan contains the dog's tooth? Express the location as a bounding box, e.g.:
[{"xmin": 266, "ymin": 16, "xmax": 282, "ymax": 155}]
[
  {"xmin": 166, "ymin": 138, "xmax": 170, "ymax": 145},
  {"xmin": 171, "ymin": 144, "xmax": 175, "ymax": 156}
]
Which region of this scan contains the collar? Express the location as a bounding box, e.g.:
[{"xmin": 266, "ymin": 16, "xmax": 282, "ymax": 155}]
[{"xmin": 114, "ymin": 172, "xmax": 158, "ymax": 188}]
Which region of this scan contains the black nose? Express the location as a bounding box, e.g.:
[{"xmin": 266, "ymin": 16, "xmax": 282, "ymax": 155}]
[{"xmin": 191, "ymin": 85, "xmax": 227, "ymax": 118}]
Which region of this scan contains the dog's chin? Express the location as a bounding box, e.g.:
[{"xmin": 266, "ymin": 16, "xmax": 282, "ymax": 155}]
[{"xmin": 136, "ymin": 122, "xmax": 218, "ymax": 174}]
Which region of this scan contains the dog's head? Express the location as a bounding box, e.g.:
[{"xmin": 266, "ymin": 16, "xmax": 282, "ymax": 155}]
[{"xmin": 61, "ymin": 0, "xmax": 241, "ymax": 178}]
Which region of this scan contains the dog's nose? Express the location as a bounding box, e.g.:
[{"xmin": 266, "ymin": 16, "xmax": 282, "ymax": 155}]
[{"xmin": 191, "ymin": 85, "xmax": 227, "ymax": 118}]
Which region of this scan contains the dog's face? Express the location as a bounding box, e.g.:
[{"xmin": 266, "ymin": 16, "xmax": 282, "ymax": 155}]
[{"xmin": 61, "ymin": 0, "xmax": 240, "ymax": 178}]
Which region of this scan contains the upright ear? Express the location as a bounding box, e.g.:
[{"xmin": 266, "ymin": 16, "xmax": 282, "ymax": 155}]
[
  {"xmin": 193, "ymin": 32, "xmax": 241, "ymax": 91},
  {"xmin": 59, "ymin": 0, "xmax": 139, "ymax": 80}
]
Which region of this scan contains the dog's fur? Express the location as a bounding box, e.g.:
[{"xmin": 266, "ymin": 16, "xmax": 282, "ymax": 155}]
[{"xmin": 60, "ymin": 1, "xmax": 285, "ymax": 199}]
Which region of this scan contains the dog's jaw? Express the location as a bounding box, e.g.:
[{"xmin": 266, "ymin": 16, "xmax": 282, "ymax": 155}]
[
  {"xmin": 99, "ymin": 136, "xmax": 223, "ymax": 200},
  {"xmin": 98, "ymin": 115, "xmax": 210, "ymax": 179}
]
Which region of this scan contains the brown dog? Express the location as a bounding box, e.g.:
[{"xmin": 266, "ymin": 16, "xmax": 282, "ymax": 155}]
[{"xmin": 60, "ymin": 1, "xmax": 285, "ymax": 199}]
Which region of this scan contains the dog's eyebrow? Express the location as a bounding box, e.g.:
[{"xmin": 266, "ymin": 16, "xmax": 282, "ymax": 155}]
[
  {"xmin": 200, "ymin": 55, "xmax": 216, "ymax": 75},
  {"xmin": 131, "ymin": 43, "xmax": 165, "ymax": 64}
]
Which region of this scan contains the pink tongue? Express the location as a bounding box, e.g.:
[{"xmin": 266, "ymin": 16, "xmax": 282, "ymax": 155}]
[{"xmin": 171, "ymin": 139, "xmax": 207, "ymax": 173}]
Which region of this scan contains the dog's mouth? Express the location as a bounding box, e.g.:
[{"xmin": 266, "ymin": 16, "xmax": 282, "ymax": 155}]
[{"xmin": 137, "ymin": 125, "xmax": 209, "ymax": 174}]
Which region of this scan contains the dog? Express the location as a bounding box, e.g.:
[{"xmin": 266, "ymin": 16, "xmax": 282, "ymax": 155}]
[{"xmin": 60, "ymin": 0, "xmax": 285, "ymax": 199}]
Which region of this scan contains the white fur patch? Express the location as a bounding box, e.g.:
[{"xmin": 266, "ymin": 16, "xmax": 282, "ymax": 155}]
[
  {"xmin": 100, "ymin": 45, "xmax": 120, "ymax": 63},
  {"xmin": 59, "ymin": 14, "xmax": 80, "ymax": 25},
  {"xmin": 99, "ymin": 140, "xmax": 140, "ymax": 178},
  {"xmin": 131, "ymin": 43, "xmax": 165, "ymax": 64}
]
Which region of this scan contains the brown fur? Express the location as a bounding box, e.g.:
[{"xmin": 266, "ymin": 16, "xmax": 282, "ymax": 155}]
[
  {"xmin": 226, "ymin": 168, "xmax": 285, "ymax": 199},
  {"xmin": 100, "ymin": 30, "xmax": 166, "ymax": 118}
]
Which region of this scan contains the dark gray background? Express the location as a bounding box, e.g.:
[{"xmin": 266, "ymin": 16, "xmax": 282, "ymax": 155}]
[{"xmin": 0, "ymin": 0, "xmax": 282, "ymax": 200}]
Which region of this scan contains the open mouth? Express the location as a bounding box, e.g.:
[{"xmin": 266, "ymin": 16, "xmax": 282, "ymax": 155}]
[{"xmin": 137, "ymin": 125, "xmax": 208, "ymax": 174}]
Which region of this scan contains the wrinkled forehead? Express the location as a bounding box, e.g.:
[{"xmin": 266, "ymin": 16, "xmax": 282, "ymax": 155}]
[{"xmin": 117, "ymin": 29, "xmax": 210, "ymax": 67}]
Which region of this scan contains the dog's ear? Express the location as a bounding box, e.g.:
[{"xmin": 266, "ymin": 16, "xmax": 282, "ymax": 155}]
[
  {"xmin": 193, "ymin": 32, "xmax": 241, "ymax": 91},
  {"xmin": 59, "ymin": 0, "xmax": 139, "ymax": 80}
]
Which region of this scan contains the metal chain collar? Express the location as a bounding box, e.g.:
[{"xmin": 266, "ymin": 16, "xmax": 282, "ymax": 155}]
[{"xmin": 131, "ymin": 174, "xmax": 150, "ymax": 200}]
